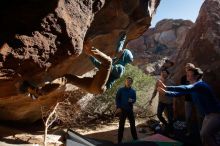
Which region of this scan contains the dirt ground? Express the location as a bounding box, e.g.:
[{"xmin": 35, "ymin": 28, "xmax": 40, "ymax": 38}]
[
  {"xmin": 76, "ymin": 119, "xmax": 154, "ymax": 144},
  {"xmin": 0, "ymin": 121, "xmax": 63, "ymax": 146},
  {"xmin": 0, "ymin": 118, "xmax": 153, "ymax": 146}
]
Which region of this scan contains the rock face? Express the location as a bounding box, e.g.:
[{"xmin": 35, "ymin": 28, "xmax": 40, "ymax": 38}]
[
  {"xmin": 0, "ymin": 0, "xmax": 160, "ymax": 122},
  {"xmin": 172, "ymin": 0, "xmax": 220, "ymax": 95},
  {"xmin": 127, "ymin": 19, "xmax": 193, "ymax": 74},
  {"xmin": 171, "ymin": 0, "xmax": 220, "ymax": 118},
  {"xmin": 0, "ymin": 0, "xmax": 97, "ymax": 98}
]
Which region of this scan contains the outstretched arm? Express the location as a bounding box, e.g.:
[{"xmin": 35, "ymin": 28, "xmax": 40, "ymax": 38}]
[
  {"xmin": 157, "ymin": 79, "xmax": 194, "ymax": 92},
  {"xmin": 166, "ymin": 84, "xmax": 194, "ymax": 92},
  {"xmin": 59, "ymin": 41, "xmax": 112, "ymax": 94},
  {"xmin": 37, "ymin": 41, "xmax": 113, "ymax": 96},
  {"xmin": 60, "ymin": 41, "xmax": 112, "ymax": 94},
  {"xmin": 84, "ymin": 40, "xmax": 112, "ymax": 65},
  {"xmin": 157, "ymin": 87, "xmax": 192, "ymax": 98}
]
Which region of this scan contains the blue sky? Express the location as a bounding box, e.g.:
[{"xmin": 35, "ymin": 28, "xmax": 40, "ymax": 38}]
[{"xmin": 151, "ymin": 0, "xmax": 204, "ymax": 27}]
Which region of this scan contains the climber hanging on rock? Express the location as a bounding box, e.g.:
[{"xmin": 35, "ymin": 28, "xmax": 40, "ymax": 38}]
[
  {"xmin": 23, "ymin": 31, "xmax": 133, "ymax": 98},
  {"xmin": 87, "ymin": 32, "xmax": 134, "ymax": 89},
  {"xmin": 57, "ymin": 32, "xmax": 133, "ymax": 93}
]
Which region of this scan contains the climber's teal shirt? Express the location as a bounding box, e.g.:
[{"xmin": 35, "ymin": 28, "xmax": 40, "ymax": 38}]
[
  {"xmin": 107, "ymin": 49, "xmax": 133, "ymax": 88},
  {"xmin": 89, "ymin": 33, "xmax": 133, "ymax": 89}
]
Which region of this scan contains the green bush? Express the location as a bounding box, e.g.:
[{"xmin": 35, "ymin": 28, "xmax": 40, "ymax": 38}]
[
  {"xmin": 104, "ymin": 64, "xmax": 156, "ymax": 114},
  {"xmin": 82, "ymin": 64, "xmax": 156, "ymax": 121}
]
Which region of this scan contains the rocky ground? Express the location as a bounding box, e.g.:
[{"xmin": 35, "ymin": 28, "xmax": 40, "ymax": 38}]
[
  {"xmin": 0, "ymin": 118, "xmax": 155, "ymax": 146},
  {"xmin": 0, "ymin": 117, "xmax": 204, "ymax": 146},
  {"xmin": 76, "ymin": 118, "xmax": 155, "ymax": 143},
  {"xmin": 0, "ymin": 120, "xmax": 64, "ymax": 146}
]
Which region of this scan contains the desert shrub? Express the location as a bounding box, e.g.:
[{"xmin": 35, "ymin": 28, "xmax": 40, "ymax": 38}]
[
  {"xmin": 80, "ymin": 64, "xmax": 156, "ymax": 123},
  {"xmin": 106, "ymin": 64, "xmax": 155, "ymax": 100},
  {"xmin": 106, "ymin": 64, "xmax": 156, "ymax": 115},
  {"xmin": 45, "ymin": 65, "xmax": 157, "ymax": 129}
]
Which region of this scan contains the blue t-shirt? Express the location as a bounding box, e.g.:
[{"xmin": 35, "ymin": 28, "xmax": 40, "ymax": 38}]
[
  {"xmin": 116, "ymin": 87, "xmax": 136, "ymax": 112},
  {"xmin": 165, "ymin": 80, "xmax": 220, "ymax": 115}
]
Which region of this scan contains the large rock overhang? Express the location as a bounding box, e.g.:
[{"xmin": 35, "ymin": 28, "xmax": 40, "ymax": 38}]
[{"xmin": 0, "ymin": 0, "xmax": 160, "ymax": 122}]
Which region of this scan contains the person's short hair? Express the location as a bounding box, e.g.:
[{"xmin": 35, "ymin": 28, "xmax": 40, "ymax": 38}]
[
  {"xmin": 185, "ymin": 63, "xmax": 195, "ymax": 69},
  {"xmin": 188, "ymin": 67, "xmax": 203, "ymax": 80},
  {"xmin": 126, "ymin": 76, "xmax": 133, "ymax": 83},
  {"xmin": 161, "ymin": 69, "xmax": 170, "ymax": 75}
]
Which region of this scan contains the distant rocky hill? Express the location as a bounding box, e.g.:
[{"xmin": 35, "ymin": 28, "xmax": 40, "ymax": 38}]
[
  {"xmin": 131, "ymin": 0, "xmax": 220, "ymax": 119},
  {"xmin": 127, "ymin": 19, "xmax": 193, "ymax": 74}
]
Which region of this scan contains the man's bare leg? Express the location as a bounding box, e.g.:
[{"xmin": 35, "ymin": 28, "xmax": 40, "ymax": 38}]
[
  {"xmin": 41, "ymin": 41, "xmax": 112, "ymax": 94},
  {"xmin": 22, "ymin": 41, "xmax": 112, "ymax": 98}
]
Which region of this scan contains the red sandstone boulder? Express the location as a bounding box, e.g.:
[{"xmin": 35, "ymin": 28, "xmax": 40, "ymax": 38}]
[
  {"xmin": 171, "ymin": 0, "xmax": 220, "ymax": 118},
  {"xmin": 127, "ymin": 19, "xmax": 193, "ymax": 74},
  {"xmin": 0, "ymin": 0, "xmax": 160, "ymax": 122},
  {"xmin": 172, "ymin": 0, "xmax": 220, "ymax": 96}
]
